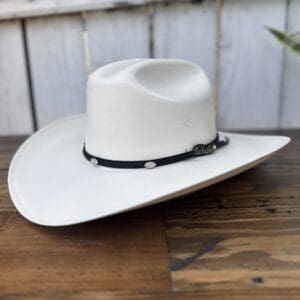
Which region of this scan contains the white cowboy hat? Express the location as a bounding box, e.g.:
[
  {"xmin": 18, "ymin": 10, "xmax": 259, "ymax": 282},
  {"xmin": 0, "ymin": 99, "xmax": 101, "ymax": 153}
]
[{"xmin": 8, "ymin": 58, "xmax": 290, "ymax": 226}]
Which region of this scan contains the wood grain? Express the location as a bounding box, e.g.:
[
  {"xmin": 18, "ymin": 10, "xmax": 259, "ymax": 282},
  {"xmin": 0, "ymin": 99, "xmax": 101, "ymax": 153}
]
[
  {"xmin": 281, "ymin": 0, "xmax": 300, "ymax": 128},
  {"xmin": 0, "ymin": 136, "xmax": 26, "ymax": 211},
  {"xmin": 0, "ymin": 131, "xmax": 299, "ymax": 299},
  {"xmin": 153, "ymin": 1, "xmax": 216, "ymax": 83},
  {"xmin": 0, "ymin": 20, "xmax": 33, "ymax": 135},
  {"xmin": 0, "ymin": 207, "xmax": 170, "ymax": 296},
  {"xmin": 26, "ymin": 15, "xmax": 86, "ymax": 128},
  {"xmin": 164, "ymin": 130, "xmax": 300, "ymax": 292},
  {"xmin": 85, "ymin": 6, "xmax": 150, "ymax": 72},
  {"xmin": 218, "ymin": 0, "xmax": 286, "ymax": 129}
]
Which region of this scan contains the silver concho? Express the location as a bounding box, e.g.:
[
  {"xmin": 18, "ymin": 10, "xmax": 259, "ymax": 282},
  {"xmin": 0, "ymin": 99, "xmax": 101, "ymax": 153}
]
[
  {"xmin": 144, "ymin": 161, "xmax": 157, "ymax": 169},
  {"xmin": 90, "ymin": 158, "xmax": 98, "ymax": 166}
]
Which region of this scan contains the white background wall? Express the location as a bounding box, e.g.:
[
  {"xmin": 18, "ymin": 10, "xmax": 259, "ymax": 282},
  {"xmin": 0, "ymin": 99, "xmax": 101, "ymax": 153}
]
[{"xmin": 0, "ymin": 0, "xmax": 299, "ymax": 135}]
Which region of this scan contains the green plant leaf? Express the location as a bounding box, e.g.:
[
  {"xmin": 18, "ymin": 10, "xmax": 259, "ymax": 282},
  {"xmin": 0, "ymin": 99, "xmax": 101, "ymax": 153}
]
[{"xmin": 267, "ymin": 27, "xmax": 300, "ymax": 56}]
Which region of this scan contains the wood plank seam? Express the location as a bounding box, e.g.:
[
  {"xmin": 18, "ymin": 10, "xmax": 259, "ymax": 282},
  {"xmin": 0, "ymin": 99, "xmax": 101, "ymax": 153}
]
[
  {"xmin": 21, "ymin": 19, "xmax": 38, "ymax": 131},
  {"xmin": 278, "ymin": 0, "xmax": 290, "ymax": 128},
  {"xmin": 214, "ymin": 0, "xmax": 221, "ymax": 111},
  {"xmin": 148, "ymin": 3, "xmax": 155, "ymax": 58}
]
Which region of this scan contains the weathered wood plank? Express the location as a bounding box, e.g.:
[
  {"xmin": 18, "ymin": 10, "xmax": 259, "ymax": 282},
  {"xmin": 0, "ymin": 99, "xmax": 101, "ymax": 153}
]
[
  {"xmin": 26, "ymin": 15, "xmax": 86, "ymax": 128},
  {"xmin": 0, "ymin": 136, "xmax": 27, "ymax": 210},
  {"xmin": 218, "ymin": 0, "xmax": 286, "ymax": 129},
  {"xmin": 0, "ymin": 210, "xmax": 170, "ymax": 294},
  {"xmin": 166, "ymin": 199, "xmax": 300, "ymax": 289},
  {"xmin": 0, "ymin": 20, "xmax": 33, "ymax": 135},
  {"xmin": 281, "ymin": 0, "xmax": 300, "ymax": 128},
  {"xmin": 164, "ymin": 131, "xmax": 300, "ymax": 292},
  {"xmin": 85, "ymin": 6, "xmax": 150, "ymax": 71},
  {"xmin": 153, "ymin": 1, "xmax": 216, "ymax": 83},
  {"xmin": 0, "ymin": 0, "xmax": 190, "ymax": 21}
]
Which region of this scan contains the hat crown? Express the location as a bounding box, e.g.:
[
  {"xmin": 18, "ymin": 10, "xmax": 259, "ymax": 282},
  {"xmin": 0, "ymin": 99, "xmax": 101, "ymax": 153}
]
[{"xmin": 85, "ymin": 58, "xmax": 216, "ymax": 161}]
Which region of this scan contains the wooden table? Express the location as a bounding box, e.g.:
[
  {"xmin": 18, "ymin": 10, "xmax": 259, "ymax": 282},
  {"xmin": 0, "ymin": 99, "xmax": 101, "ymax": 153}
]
[{"xmin": 0, "ymin": 131, "xmax": 299, "ymax": 299}]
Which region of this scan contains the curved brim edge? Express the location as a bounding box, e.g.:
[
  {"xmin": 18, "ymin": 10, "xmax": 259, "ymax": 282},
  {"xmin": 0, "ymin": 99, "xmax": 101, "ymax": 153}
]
[{"xmin": 8, "ymin": 115, "xmax": 290, "ymax": 226}]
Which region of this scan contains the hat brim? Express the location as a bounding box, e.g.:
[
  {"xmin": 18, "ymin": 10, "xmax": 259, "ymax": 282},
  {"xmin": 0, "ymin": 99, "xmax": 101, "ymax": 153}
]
[{"xmin": 8, "ymin": 115, "xmax": 290, "ymax": 226}]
